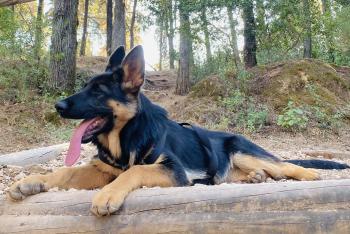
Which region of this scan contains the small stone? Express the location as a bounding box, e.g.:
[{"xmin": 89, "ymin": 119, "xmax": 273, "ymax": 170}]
[{"xmin": 24, "ymin": 164, "xmax": 49, "ymax": 174}]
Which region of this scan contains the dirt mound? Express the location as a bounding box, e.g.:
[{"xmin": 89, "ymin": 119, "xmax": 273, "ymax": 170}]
[
  {"xmin": 250, "ymin": 59, "xmax": 350, "ymax": 114},
  {"xmin": 76, "ymin": 57, "xmax": 177, "ymax": 92},
  {"xmin": 77, "ymin": 56, "xmax": 107, "ymax": 75},
  {"xmin": 190, "ymin": 75, "xmax": 228, "ymax": 99},
  {"xmin": 144, "ymin": 70, "xmax": 177, "ymax": 91}
]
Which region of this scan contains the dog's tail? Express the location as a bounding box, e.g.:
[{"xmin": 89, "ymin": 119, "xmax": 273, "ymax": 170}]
[{"xmin": 285, "ymin": 159, "xmax": 350, "ymax": 169}]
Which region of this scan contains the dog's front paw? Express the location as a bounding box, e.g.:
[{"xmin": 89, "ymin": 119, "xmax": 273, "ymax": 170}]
[
  {"xmin": 7, "ymin": 176, "xmax": 47, "ymax": 201},
  {"xmin": 91, "ymin": 189, "xmax": 126, "ymax": 216}
]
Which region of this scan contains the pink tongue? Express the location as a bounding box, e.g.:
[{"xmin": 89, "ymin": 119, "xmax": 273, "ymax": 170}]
[{"xmin": 65, "ymin": 118, "xmax": 98, "ymax": 166}]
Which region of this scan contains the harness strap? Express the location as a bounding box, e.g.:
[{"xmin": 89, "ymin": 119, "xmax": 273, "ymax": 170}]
[
  {"xmin": 98, "ymin": 128, "xmax": 169, "ymax": 169},
  {"xmin": 98, "ymin": 148, "xmax": 129, "ymax": 170}
]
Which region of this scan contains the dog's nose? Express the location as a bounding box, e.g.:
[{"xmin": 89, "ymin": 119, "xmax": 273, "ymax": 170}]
[{"xmin": 55, "ymin": 101, "xmax": 68, "ymax": 113}]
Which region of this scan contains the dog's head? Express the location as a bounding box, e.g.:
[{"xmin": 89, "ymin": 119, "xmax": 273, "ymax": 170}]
[{"xmin": 55, "ymin": 45, "xmax": 145, "ymax": 144}]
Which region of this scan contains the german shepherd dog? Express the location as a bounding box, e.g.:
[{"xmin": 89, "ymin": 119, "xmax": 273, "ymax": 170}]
[{"xmin": 8, "ymin": 45, "xmax": 349, "ymax": 216}]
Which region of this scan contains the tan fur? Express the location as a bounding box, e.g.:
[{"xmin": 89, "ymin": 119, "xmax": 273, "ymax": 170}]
[
  {"xmin": 232, "ymin": 153, "xmax": 319, "ymax": 181},
  {"xmin": 122, "ymin": 62, "xmax": 144, "ymax": 90},
  {"xmin": 8, "ymin": 160, "xmax": 119, "ymax": 201},
  {"xmin": 97, "ymin": 100, "xmax": 137, "ymax": 158},
  {"xmin": 229, "ymin": 167, "xmax": 250, "ymax": 182},
  {"xmin": 91, "ymin": 163, "xmax": 174, "ymax": 216}
]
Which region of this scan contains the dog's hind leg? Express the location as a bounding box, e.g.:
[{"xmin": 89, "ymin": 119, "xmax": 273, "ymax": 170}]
[
  {"xmin": 8, "ymin": 159, "xmax": 120, "ymax": 201},
  {"xmin": 232, "ymin": 153, "xmax": 319, "ymax": 182},
  {"xmin": 226, "ymin": 165, "xmax": 267, "ymax": 183}
]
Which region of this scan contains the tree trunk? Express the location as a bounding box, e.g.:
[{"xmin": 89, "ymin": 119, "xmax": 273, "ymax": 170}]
[
  {"xmin": 106, "ymin": 0, "xmax": 113, "ymax": 56},
  {"xmin": 242, "ymin": 0, "xmax": 257, "ymax": 68},
  {"xmin": 321, "ymin": 0, "xmax": 335, "ymax": 62},
  {"xmin": 112, "ymin": 0, "xmax": 126, "ymax": 50},
  {"xmin": 167, "ymin": 0, "xmax": 175, "ymax": 69},
  {"xmin": 175, "ymin": 1, "xmax": 191, "ymax": 95},
  {"xmin": 10, "ymin": 4, "xmax": 15, "ymax": 43},
  {"xmin": 303, "ymin": 0, "xmax": 312, "ymax": 58},
  {"xmin": 33, "ymin": 0, "xmax": 43, "ymax": 61},
  {"xmin": 2, "ymin": 180, "xmax": 350, "ymax": 233},
  {"xmin": 227, "ymin": 4, "xmax": 242, "ymax": 69},
  {"xmin": 129, "ymin": 0, "xmax": 137, "ymax": 49},
  {"xmin": 49, "ymin": 0, "xmax": 79, "ymax": 94},
  {"xmin": 159, "ymin": 24, "xmax": 164, "ymax": 71},
  {"xmin": 79, "ymin": 0, "xmax": 89, "ymax": 56},
  {"xmin": 201, "ymin": 6, "xmax": 211, "ymax": 62}
]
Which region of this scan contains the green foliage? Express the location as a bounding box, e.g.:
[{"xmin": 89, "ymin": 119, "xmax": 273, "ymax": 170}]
[
  {"xmin": 277, "ymin": 101, "xmax": 309, "ymax": 130},
  {"xmin": 220, "ymin": 89, "xmax": 268, "ymax": 132},
  {"xmin": 192, "ymin": 48, "xmax": 236, "ymax": 82},
  {"xmin": 221, "ymin": 89, "xmax": 245, "ymax": 110},
  {"xmin": 0, "ymin": 59, "xmax": 49, "ymax": 103},
  {"xmin": 0, "ymin": 8, "xmax": 19, "ymax": 55}
]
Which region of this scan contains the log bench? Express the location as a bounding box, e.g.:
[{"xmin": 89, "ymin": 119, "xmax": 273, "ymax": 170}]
[{"xmin": 1, "ymin": 179, "xmax": 350, "ymax": 233}]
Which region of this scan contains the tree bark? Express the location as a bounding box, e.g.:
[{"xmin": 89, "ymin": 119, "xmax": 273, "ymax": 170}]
[
  {"xmin": 227, "ymin": 4, "xmax": 242, "ymax": 69},
  {"xmin": 167, "ymin": 0, "xmax": 175, "ymax": 69},
  {"xmin": 49, "ymin": 0, "xmax": 79, "ymax": 93},
  {"xmin": 112, "ymin": 0, "xmax": 126, "ymax": 50},
  {"xmin": 10, "ymin": 4, "xmax": 15, "ymax": 43},
  {"xmin": 158, "ymin": 22, "xmax": 164, "ymax": 71},
  {"xmin": 33, "ymin": 0, "xmax": 43, "ymax": 61},
  {"xmin": 321, "ymin": 0, "xmax": 335, "ymax": 62},
  {"xmin": 106, "ymin": 0, "xmax": 113, "ymax": 56},
  {"xmin": 201, "ymin": 5, "xmax": 211, "ymax": 62},
  {"xmin": 303, "ymin": 0, "xmax": 312, "ymax": 58},
  {"xmin": 1, "ymin": 180, "xmax": 350, "ymax": 233},
  {"xmin": 175, "ymin": 1, "xmax": 191, "ymax": 95},
  {"xmin": 79, "ymin": 0, "xmax": 89, "ymax": 56},
  {"xmin": 129, "ymin": 0, "xmax": 137, "ymax": 48},
  {"xmin": 242, "ymin": 0, "xmax": 257, "ymax": 68}
]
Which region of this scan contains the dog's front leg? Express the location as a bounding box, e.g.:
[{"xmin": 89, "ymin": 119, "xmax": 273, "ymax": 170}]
[
  {"xmin": 8, "ymin": 160, "xmax": 120, "ymax": 201},
  {"xmin": 91, "ymin": 164, "xmax": 175, "ymax": 216}
]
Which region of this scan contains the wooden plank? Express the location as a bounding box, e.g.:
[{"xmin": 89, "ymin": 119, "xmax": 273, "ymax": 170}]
[
  {"xmin": 0, "ymin": 144, "xmax": 68, "ymax": 166},
  {"xmin": 0, "ymin": 0, "xmax": 34, "ymax": 7},
  {"xmin": 303, "ymin": 150, "xmax": 350, "ymax": 159},
  {"xmin": 1, "ymin": 179, "xmax": 350, "ymax": 233}
]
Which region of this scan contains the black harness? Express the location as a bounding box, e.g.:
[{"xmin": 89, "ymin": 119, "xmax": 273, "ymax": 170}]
[{"xmin": 97, "ymin": 122, "xmax": 219, "ymax": 185}]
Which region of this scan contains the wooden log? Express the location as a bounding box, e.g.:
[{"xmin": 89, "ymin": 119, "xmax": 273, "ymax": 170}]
[
  {"xmin": 0, "ymin": 0, "xmax": 34, "ymax": 7},
  {"xmin": 0, "ymin": 144, "xmax": 67, "ymax": 166},
  {"xmin": 303, "ymin": 150, "xmax": 350, "ymax": 160},
  {"xmin": 1, "ymin": 179, "xmax": 350, "ymax": 233}
]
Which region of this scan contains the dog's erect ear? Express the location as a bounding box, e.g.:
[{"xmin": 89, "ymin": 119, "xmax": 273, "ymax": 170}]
[
  {"xmin": 121, "ymin": 45, "xmax": 145, "ymax": 94},
  {"xmin": 106, "ymin": 46, "xmax": 125, "ymax": 72}
]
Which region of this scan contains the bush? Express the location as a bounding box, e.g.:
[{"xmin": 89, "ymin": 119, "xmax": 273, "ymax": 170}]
[
  {"xmin": 192, "ymin": 49, "xmax": 237, "ymax": 83},
  {"xmin": 220, "ymin": 89, "xmax": 269, "ymax": 132},
  {"xmin": 277, "ymin": 101, "xmax": 309, "ymax": 130}
]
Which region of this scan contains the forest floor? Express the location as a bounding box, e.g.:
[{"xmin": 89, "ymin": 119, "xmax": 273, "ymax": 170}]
[{"xmin": 1, "ymin": 58, "xmax": 350, "ymax": 193}]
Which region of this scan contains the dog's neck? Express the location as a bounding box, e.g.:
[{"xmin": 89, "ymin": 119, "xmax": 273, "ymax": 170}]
[{"xmin": 95, "ymin": 94, "xmax": 169, "ymax": 169}]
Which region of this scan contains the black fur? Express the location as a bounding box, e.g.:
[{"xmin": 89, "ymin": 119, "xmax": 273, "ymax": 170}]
[
  {"xmin": 55, "ymin": 45, "xmax": 349, "ymax": 185},
  {"xmin": 285, "ymin": 159, "xmax": 350, "ymax": 169}
]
